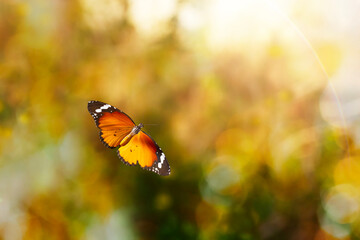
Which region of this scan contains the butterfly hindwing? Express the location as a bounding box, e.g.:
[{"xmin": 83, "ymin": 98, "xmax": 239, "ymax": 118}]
[
  {"xmin": 88, "ymin": 100, "xmax": 135, "ymax": 148},
  {"xmin": 117, "ymin": 131, "xmax": 171, "ymax": 176}
]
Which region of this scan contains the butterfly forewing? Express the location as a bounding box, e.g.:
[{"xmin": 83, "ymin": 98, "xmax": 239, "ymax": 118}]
[{"xmin": 88, "ymin": 101, "xmax": 135, "ymax": 148}]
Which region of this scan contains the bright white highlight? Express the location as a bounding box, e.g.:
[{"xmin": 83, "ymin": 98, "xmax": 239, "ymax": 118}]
[
  {"xmin": 206, "ymin": 0, "xmax": 283, "ymax": 52},
  {"xmin": 179, "ymin": 3, "xmax": 204, "ymax": 31},
  {"xmin": 129, "ymin": 0, "xmax": 176, "ymax": 37}
]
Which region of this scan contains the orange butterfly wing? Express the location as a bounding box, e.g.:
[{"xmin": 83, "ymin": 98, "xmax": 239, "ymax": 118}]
[
  {"xmin": 117, "ymin": 131, "xmax": 170, "ymax": 176},
  {"xmin": 88, "ymin": 100, "xmax": 135, "ymax": 148},
  {"xmin": 88, "ymin": 100, "xmax": 171, "ymax": 176}
]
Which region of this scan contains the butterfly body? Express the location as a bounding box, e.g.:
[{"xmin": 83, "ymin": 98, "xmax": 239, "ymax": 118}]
[
  {"xmin": 120, "ymin": 123, "xmax": 143, "ymax": 147},
  {"xmin": 88, "ymin": 100, "xmax": 170, "ymax": 176}
]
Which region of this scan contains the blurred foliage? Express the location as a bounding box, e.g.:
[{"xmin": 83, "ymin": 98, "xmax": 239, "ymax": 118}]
[{"xmin": 0, "ymin": 0, "xmax": 359, "ymax": 239}]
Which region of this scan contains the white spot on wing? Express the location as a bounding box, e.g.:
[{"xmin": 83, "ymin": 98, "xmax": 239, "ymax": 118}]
[
  {"xmin": 95, "ymin": 104, "xmax": 112, "ymax": 114},
  {"xmin": 158, "ymin": 163, "xmax": 162, "ymax": 168},
  {"xmin": 101, "ymin": 104, "xmax": 111, "ymax": 110},
  {"xmin": 160, "ymin": 153, "xmax": 165, "ymax": 163}
]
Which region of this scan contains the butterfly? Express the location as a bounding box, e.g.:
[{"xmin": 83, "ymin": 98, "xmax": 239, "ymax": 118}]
[{"xmin": 88, "ymin": 100, "xmax": 170, "ymax": 176}]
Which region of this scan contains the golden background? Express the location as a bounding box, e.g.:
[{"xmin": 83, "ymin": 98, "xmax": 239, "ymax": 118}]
[{"xmin": 1, "ymin": 0, "xmax": 360, "ymax": 239}]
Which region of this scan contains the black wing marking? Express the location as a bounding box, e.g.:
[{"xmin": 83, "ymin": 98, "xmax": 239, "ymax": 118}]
[{"xmin": 87, "ymin": 100, "xmax": 135, "ymax": 126}]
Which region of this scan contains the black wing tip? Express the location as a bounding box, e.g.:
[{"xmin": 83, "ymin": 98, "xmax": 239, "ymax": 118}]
[
  {"xmin": 145, "ymin": 155, "xmax": 171, "ymax": 176},
  {"xmin": 160, "ymin": 170, "xmax": 171, "ymax": 176},
  {"xmin": 142, "ymin": 166, "xmax": 171, "ymax": 176},
  {"xmin": 87, "ymin": 100, "xmax": 98, "ymax": 107},
  {"xmin": 88, "ymin": 100, "xmax": 105, "ymax": 112},
  {"xmin": 87, "ymin": 100, "xmax": 97, "ymax": 113},
  {"xmin": 158, "ymin": 164, "xmax": 171, "ymax": 176}
]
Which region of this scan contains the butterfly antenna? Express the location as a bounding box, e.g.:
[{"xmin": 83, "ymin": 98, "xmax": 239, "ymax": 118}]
[{"xmin": 143, "ymin": 124, "xmax": 160, "ymax": 126}]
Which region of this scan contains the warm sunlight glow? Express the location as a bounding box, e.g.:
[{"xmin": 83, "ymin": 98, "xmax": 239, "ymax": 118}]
[
  {"xmin": 129, "ymin": 0, "xmax": 177, "ymax": 37},
  {"xmin": 205, "ymin": 0, "xmax": 284, "ymax": 52}
]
